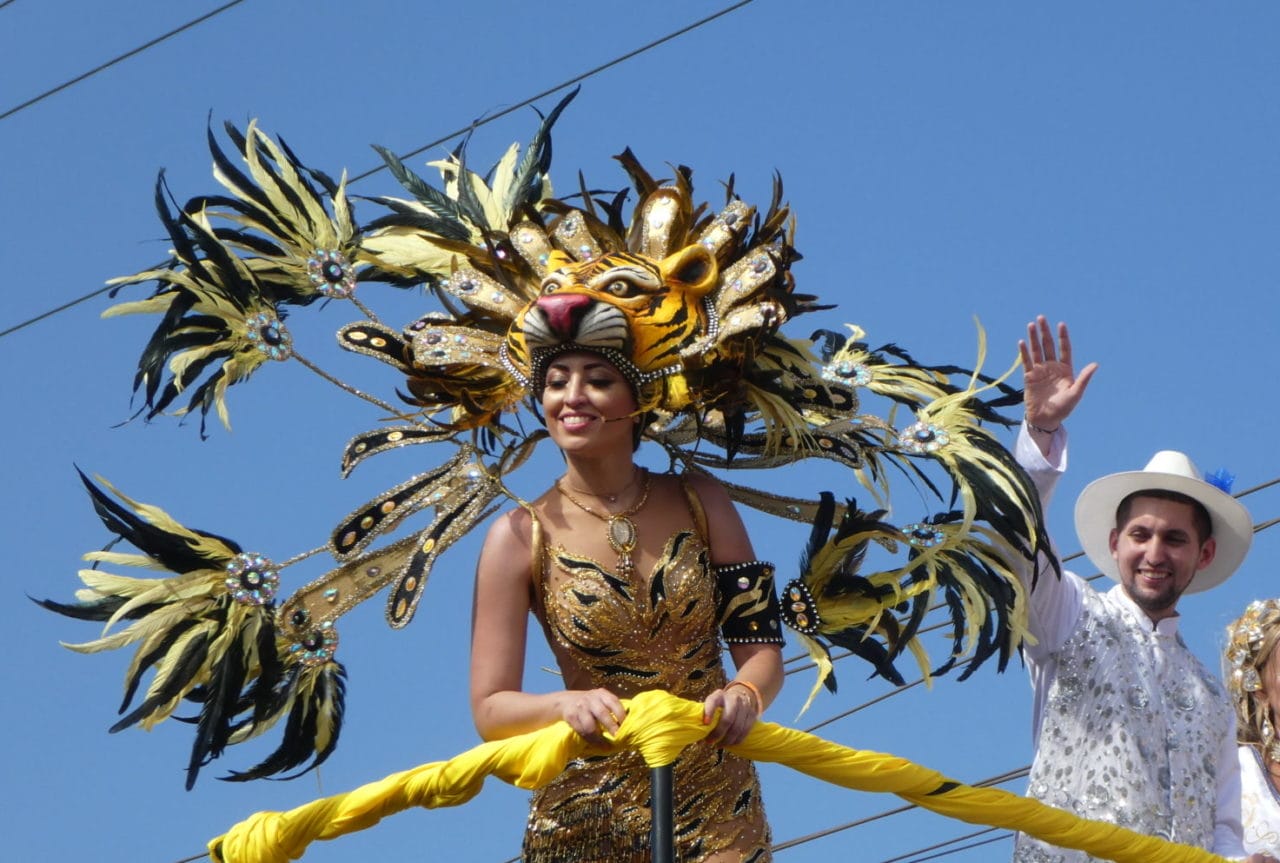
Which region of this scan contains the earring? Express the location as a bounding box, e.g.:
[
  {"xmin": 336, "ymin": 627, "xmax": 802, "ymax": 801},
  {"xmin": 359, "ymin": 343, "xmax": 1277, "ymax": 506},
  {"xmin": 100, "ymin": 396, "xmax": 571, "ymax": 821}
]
[{"xmin": 1264, "ymin": 715, "xmax": 1280, "ymax": 761}]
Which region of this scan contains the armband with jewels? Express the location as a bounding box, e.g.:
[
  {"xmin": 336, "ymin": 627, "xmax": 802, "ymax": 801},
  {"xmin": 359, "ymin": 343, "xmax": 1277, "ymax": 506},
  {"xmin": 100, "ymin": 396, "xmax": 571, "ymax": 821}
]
[{"xmin": 715, "ymin": 561, "xmax": 784, "ymax": 645}]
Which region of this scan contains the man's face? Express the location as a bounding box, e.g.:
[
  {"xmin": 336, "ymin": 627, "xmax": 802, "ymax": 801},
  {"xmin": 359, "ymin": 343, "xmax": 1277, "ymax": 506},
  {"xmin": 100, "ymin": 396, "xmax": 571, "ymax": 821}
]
[{"xmin": 1109, "ymin": 495, "xmax": 1217, "ymax": 622}]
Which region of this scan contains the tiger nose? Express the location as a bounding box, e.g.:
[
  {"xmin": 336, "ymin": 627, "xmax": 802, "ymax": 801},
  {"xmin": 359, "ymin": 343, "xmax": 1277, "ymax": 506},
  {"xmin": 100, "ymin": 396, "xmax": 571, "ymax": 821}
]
[{"xmin": 535, "ymin": 293, "xmax": 591, "ymax": 337}]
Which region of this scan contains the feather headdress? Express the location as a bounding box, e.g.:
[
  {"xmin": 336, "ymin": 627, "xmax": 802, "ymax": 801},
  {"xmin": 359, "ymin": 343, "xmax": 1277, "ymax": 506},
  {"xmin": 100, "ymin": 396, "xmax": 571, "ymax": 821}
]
[{"xmin": 42, "ymin": 89, "xmax": 1055, "ymax": 784}]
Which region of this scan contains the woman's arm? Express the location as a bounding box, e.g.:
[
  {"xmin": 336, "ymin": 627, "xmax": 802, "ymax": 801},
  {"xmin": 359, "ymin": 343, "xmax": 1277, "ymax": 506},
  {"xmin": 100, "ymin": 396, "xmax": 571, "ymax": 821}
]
[
  {"xmin": 469, "ymin": 508, "xmax": 626, "ymax": 744},
  {"xmin": 687, "ymin": 474, "xmax": 785, "ymax": 744}
]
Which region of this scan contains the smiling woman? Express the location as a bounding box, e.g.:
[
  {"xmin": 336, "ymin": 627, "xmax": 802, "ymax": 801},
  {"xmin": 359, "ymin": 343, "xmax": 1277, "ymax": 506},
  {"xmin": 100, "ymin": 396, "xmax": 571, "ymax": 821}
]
[{"xmin": 470, "ymin": 345, "xmax": 784, "ymax": 861}]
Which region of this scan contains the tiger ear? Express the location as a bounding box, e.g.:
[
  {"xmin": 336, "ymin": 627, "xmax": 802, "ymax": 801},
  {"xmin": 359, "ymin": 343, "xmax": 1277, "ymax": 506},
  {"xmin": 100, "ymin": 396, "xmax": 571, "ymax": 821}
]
[{"xmin": 659, "ymin": 243, "xmax": 718, "ymax": 298}]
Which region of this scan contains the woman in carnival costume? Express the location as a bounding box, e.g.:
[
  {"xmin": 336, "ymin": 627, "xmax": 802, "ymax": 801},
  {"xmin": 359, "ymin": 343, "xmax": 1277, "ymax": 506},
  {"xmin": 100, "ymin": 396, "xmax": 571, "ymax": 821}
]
[
  {"xmin": 473, "ymin": 345, "xmax": 782, "ymax": 859},
  {"xmin": 1227, "ymin": 599, "xmax": 1280, "ymax": 857},
  {"xmin": 474, "ymin": 315, "xmax": 784, "ymax": 856},
  {"xmin": 40, "ymin": 90, "xmax": 1054, "ymax": 856}
]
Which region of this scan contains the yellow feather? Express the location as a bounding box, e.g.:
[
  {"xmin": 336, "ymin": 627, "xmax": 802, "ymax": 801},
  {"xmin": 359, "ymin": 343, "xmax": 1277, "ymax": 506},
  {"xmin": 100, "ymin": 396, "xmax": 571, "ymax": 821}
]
[
  {"xmin": 360, "ymin": 226, "xmax": 460, "ymax": 277},
  {"xmin": 136, "ymin": 621, "xmax": 216, "ymax": 729},
  {"xmin": 485, "ymin": 142, "xmax": 521, "ymax": 229},
  {"xmin": 100, "ymin": 294, "xmax": 178, "ymax": 319},
  {"xmin": 793, "ymin": 631, "xmax": 834, "ymax": 716},
  {"xmin": 82, "ymin": 551, "xmax": 167, "ymax": 570}
]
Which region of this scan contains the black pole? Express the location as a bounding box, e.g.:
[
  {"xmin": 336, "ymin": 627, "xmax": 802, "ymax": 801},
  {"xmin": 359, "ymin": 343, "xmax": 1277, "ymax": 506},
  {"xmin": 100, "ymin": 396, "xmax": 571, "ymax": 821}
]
[{"xmin": 650, "ymin": 764, "xmax": 675, "ymax": 863}]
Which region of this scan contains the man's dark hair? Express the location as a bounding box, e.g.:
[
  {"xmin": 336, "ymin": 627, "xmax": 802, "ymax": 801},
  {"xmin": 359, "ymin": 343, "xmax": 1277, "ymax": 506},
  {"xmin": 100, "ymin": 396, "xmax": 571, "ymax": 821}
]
[{"xmin": 1115, "ymin": 489, "xmax": 1213, "ymax": 544}]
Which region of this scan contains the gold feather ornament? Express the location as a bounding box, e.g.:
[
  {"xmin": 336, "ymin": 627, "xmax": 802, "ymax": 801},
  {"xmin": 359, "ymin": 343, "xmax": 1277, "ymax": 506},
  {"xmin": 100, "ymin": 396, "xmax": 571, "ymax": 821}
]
[{"xmin": 44, "ymin": 89, "xmax": 1056, "ymax": 784}]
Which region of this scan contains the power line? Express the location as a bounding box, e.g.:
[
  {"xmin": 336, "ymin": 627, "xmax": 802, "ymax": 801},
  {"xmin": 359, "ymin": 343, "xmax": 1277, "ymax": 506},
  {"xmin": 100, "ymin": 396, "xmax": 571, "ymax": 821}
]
[
  {"xmin": 0, "ymin": 0, "xmax": 250, "ymax": 123},
  {"xmin": 873, "ymin": 826, "xmax": 1003, "ymax": 863},
  {"xmin": 0, "ymin": 285, "xmax": 114, "ymax": 339},
  {"xmin": 0, "ymin": 0, "xmax": 755, "ymax": 343},
  {"xmin": 771, "ymin": 767, "xmax": 1026, "ymax": 854},
  {"xmin": 350, "ymin": 0, "xmax": 754, "ymax": 183},
  {"xmin": 894, "ymin": 830, "xmax": 1012, "ymax": 863}
]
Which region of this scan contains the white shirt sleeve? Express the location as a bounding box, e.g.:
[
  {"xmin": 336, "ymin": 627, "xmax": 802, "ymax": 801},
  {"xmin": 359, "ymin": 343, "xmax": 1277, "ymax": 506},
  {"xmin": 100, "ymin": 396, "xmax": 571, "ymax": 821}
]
[
  {"xmin": 1014, "ymin": 422, "xmax": 1084, "ymax": 661},
  {"xmin": 1213, "ymin": 724, "xmax": 1248, "ymax": 858}
]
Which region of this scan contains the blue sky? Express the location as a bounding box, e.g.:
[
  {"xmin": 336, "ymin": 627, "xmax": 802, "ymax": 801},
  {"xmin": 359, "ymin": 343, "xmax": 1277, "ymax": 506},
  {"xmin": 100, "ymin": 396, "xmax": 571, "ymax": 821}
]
[{"xmin": 3, "ymin": 2, "xmax": 1278, "ymax": 862}]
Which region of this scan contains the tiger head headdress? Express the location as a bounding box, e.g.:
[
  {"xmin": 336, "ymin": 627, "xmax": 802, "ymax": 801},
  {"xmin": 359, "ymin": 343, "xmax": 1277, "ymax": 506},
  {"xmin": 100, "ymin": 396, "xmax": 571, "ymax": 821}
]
[
  {"xmin": 504, "ymin": 241, "xmax": 719, "ymax": 410},
  {"xmin": 341, "ymin": 138, "xmax": 806, "ymax": 437}
]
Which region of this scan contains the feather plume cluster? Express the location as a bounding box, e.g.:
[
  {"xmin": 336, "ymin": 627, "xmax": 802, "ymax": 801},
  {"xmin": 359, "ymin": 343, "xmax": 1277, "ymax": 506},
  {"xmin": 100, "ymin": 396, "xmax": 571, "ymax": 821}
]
[{"xmin": 37, "ymin": 472, "xmax": 345, "ymax": 788}]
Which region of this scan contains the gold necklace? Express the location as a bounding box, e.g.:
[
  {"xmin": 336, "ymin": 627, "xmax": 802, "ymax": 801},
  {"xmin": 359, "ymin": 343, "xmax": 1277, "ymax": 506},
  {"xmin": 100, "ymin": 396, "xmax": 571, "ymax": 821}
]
[
  {"xmin": 556, "ymin": 468, "xmax": 651, "ymax": 577},
  {"xmin": 559, "ymin": 467, "xmax": 640, "ymax": 504}
]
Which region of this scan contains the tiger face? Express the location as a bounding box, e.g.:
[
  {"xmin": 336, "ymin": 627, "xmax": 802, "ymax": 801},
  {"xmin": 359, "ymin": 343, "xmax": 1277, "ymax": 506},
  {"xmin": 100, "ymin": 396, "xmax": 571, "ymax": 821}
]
[{"xmin": 503, "ymin": 243, "xmax": 719, "ymax": 395}]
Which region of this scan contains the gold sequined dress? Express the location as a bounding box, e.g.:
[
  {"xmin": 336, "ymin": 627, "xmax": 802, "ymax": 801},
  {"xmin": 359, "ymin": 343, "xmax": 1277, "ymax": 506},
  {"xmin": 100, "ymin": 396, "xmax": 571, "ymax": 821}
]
[{"xmin": 522, "ymin": 484, "xmax": 773, "ymax": 863}]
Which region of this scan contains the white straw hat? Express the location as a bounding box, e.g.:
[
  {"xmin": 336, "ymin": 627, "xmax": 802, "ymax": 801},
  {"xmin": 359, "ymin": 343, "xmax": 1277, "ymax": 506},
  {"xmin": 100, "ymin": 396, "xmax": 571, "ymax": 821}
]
[{"xmin": 1072, "ymin": 450, "xmax": 1253, "ymax": 593}]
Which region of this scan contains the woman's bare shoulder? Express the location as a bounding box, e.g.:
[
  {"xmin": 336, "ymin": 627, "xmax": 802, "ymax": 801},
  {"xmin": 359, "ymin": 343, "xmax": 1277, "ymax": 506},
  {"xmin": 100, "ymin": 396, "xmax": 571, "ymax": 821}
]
[
  {"xmin": 673, "ymin": 470, "xmax": 753, "ymax": 561},
  {"xmin": 679, "ymin": 470, "xmax": 733, "ymax": 507},
  {"xmin": 482, "ymin": 503, "xmax": 535, "ymax": 558}
]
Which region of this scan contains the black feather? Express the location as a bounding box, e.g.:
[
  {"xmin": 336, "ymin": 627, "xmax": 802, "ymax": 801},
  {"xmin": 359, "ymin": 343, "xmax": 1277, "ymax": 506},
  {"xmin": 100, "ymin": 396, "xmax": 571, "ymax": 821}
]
[
  {"xmin": 118, "ymin": 617, "xmax": 203, "ymax": 715},
  {"xmin": 370, "ymin": 145, "xmax": 471, "ymax": 238},
  {"xmin": 222, "ymin": 661, "xmax": 347, "ymax": 783},
  {"xmin": 109, "ymin": 626, "xmax": 212, "ymax": 734},
  {"xmin": 77, "ymin": 469, "xmax": 241, "ymax": 572}
]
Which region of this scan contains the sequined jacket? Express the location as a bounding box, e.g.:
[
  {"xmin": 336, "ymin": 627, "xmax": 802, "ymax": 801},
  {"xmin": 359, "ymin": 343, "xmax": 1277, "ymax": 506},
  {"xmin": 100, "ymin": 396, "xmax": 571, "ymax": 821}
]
[{"xmin": 1012, "ymin": 424, "xmax": 1246, "ymax": 863}]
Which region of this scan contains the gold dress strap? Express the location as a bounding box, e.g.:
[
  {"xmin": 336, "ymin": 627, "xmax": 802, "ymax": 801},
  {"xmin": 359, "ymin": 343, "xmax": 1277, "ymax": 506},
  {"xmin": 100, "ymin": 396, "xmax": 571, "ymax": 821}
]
[
  {"xmin": 678, "ymin": 475, "xmax": 711, "ymax": 547},
  {"xmin": 523, "ymin": 500, "xmax": 547, "ymax": 611}
]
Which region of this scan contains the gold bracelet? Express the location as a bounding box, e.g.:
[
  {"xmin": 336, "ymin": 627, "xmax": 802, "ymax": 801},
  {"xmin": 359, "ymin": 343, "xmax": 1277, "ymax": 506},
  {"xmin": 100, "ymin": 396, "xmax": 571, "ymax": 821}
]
[{"xmin": 726, "ymin": 679, "xmax": 764, "ymax": 714}]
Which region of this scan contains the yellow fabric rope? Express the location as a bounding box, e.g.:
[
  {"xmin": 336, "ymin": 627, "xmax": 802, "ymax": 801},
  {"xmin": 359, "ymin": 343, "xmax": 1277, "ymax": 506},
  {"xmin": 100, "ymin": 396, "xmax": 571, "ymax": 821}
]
[{"xmin": 209, "ymin": 690, "xmax": 1227, "ymax": 863}]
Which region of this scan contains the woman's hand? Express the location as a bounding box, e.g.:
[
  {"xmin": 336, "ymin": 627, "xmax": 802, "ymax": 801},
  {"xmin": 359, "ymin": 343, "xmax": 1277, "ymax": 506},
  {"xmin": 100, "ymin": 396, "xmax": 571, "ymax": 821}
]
[
  {"xmin": 560, "ymin": 688, "xmax": 627, "ymax": 746},
  {"xmin": 702, "ymin": 682, "xmax": 760, "ymax": 747}
]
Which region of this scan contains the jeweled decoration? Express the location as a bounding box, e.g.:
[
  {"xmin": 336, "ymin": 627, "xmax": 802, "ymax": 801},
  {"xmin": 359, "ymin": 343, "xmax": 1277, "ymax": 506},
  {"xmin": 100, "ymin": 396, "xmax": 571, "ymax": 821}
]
[
  {"xmin": 246, "ymin": 311, "xmax": 293, "ymax": 361},
  {"xmin": 224, "ymin": 552, "xmax": 280, "ymax": 606},
  {"xmin": 898, "ymin": 421, "xmax": 950, "ymax": 455},
  {"xmin": 306, "ymin": 249, "xmax": 357, "ymax": 298},
  {"xmin": 780, "ymin": 579, "xmax": 821, "ymax": 634},
  {"xmin": 822, "ymin": 360, "xmax": 871, "ymax": 387},
  {"xmin": 902, "ymin": 523, "xmax": 946, "ymax": 548},
  {"xmin": 291, "ymin": 621, "xmax": 339, "ymax": 666},
  {"xmin": 556, "ymin": 470, "xmax": 652, "ymax": 579}
]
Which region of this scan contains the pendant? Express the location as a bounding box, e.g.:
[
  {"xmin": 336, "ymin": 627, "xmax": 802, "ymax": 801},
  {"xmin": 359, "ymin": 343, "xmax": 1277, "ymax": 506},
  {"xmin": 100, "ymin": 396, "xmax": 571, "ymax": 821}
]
[{"xmin": 607, "ymin": 515, "xmax": 638, "ymax": 578}]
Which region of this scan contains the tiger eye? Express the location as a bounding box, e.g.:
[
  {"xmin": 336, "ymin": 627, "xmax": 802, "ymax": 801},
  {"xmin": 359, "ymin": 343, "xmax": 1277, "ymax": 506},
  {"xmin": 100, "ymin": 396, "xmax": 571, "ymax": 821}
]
[{"xmin": 607, "ymin": 281, "xmax": 630, "ymax": 297}]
